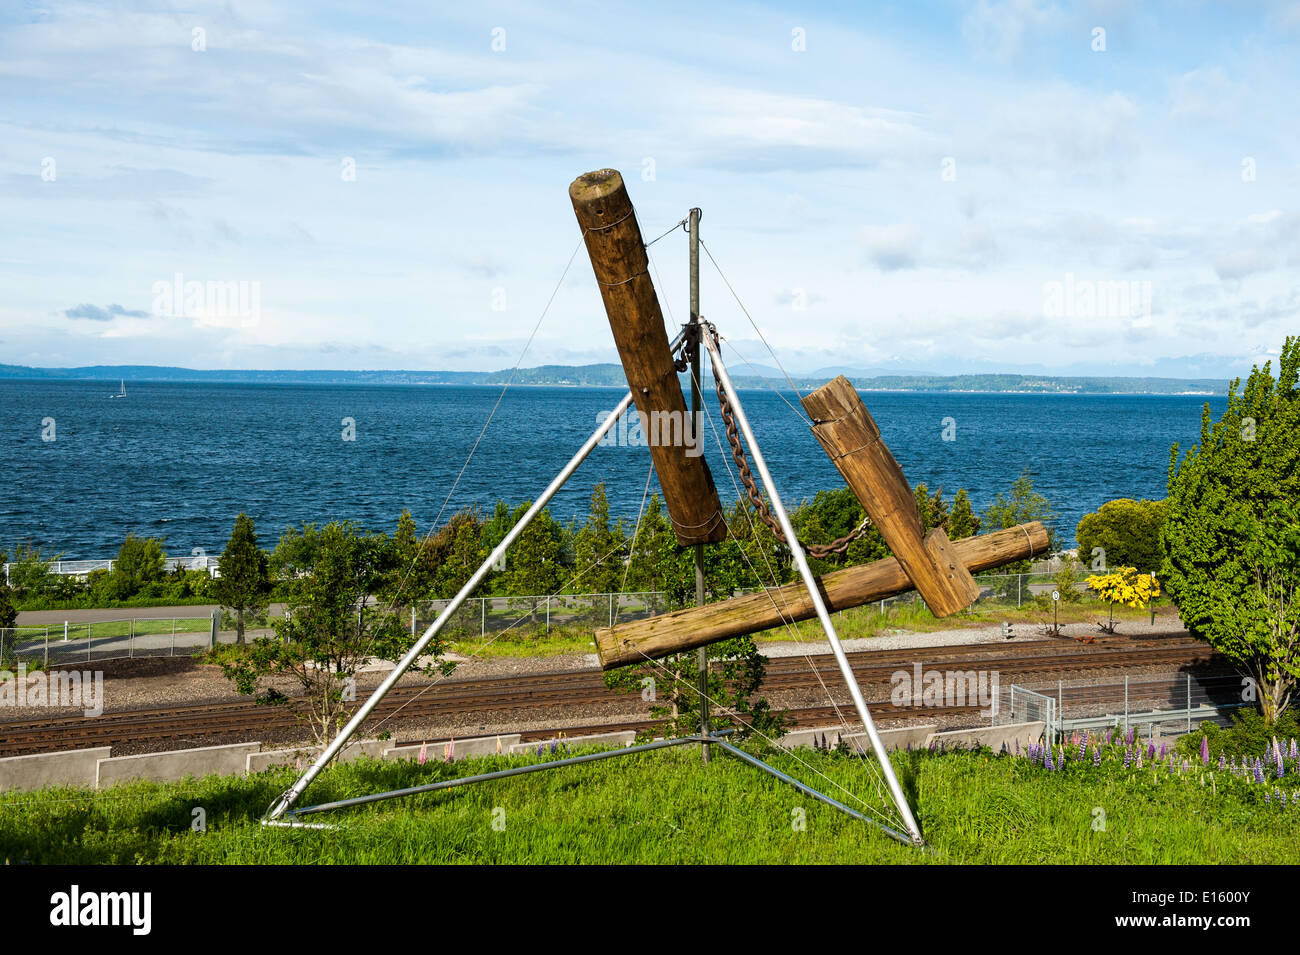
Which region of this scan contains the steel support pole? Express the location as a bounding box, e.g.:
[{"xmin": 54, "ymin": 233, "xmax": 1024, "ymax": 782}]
[
  {"xmin": 265, "ymin": 330, "xmax": 685, "ymax": 821},
  {"xmin": 702, "ymin": 332, "xmax": 923, "ymax": 844},
  {"xmin": 688, "ymin": 207, "xmax": 710, "ymax": 764}
]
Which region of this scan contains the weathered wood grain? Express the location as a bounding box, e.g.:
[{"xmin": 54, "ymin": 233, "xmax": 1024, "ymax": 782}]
[
  {"xmin": 569, "ymin": 169, "xmax": 726, "ymax": 545},
  {"xmin": 594, "ymin": 521, "xmax": 1049, "ymax": 668}
]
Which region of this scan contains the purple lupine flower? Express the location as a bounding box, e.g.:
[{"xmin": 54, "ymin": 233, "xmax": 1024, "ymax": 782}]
[
  {"xmin": 1126, "ymin": 728, "xmax": 1134, "ymax": 745},
  {"xmin": 1093, "ymin": 746, "xmax": 1101, "ymax": 767},
  {"xmin": 1147, "ymin": 742, "xmax": 1156, "ymax": 760},
  {"xmin": 536, "ymin": 744, "xmax": 545, "ymax": 757},
  {"xmin": 1159, "ymin": 742, "xmax": 1167, "ymax": 758},
  {"xmin": 1201, "ymin": 736, "xmax": 1210, "ymax": 767},
  {"xmin": 1218, "ymin": 753, "xmax": 1226, "ymax": 770},
  {"xmin": 1123, "ymin": 748, "xmax": 1132, "ymax": 769},
  {"xmin": 1265, "ymin": 790, "xmax": 1272, "ymax": 804},
  {"xmin": 1290, "ymin": 739, "xmax": 1298, "ymax": 761},
  {"xmin": 1281, "ymin": 791, "xmax": 1288, "ymax": 806},
  {"xmin": 1045, "ymin": 749, "xmax": 1055, "ymax": 771},
  {"xmin": 1014, "ymin": 738, "xmax": 1020, "ymax": 756},
  {"xmin": 1254, "ymin": 759, "xmax": 1265, "ymax": 784}
]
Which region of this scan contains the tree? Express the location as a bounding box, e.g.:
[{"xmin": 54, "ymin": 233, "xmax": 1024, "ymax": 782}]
[
  {"xmin": 108, "ymin": 535, "xmax": 166, "ymax": 600},
  {"xmin": 4, "ymin": 543, "xmax": 59, "ymax": 599},
  {"xmin": 981, "ymin": 470, "xmax": 1059, "ymax": 597},
  {"xmin": 0, "ymin": 549, "xmax": 17, "ymax": 664},
  {"xmin": 212, "ymin": 513, "xmax": 271, "ymax": 645},
  {"xmin": 1086, "ymin": 566, "xmax": 1159, "ymax": 633},
  {"xmin": 571, "ymin": 483, "xmax": 627, "ymax": 596},
  {"xmin": 948, "ymin": 489, "xmax": 980, "ymax": 540},
  {"xmin": 1163, "ymin": 337, "xmax": 1300, "ymax": 723},
  {"xmin": 503, "ymin": 501, "xmax": 566, "ymax": 619},
  {"xmin": 1076, "ymin": 498, "xmax": 1167, "ymax": 573},
  {"xmin": 221, "ymin": 521, "xmax": 451, "ymax": 745}
]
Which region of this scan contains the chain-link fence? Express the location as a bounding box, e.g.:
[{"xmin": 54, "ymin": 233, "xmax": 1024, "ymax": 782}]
[
  {"xmin": 996, "ymin": 673, "xmax": 1248, "ymax": 742},
  {"xmin": 0, "ymin": 615, "xmax": 217, "ymax": 668}
]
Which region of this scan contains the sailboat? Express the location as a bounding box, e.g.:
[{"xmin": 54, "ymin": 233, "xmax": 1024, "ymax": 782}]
[{"xmin": 108, "ymin": 379, "xmax": 126, "ymax": 399}]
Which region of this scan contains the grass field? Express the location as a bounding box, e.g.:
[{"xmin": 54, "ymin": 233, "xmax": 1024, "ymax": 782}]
[{"xmin": 2, "ymin": 739, "xmax": 1294, "ymax": 864}]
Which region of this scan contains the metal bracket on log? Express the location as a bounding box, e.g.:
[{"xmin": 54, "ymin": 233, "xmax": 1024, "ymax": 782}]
[
  {"xmin": 569, "ymin": 169, "xmax": 726, "ymax": 546},
  {"xmin": 802, "ymin": 375, "xmax": 979, "ymax": 618},
  {"xmin": 593, "ymin": 522, "xmax": 1048, "ymax": 669}
]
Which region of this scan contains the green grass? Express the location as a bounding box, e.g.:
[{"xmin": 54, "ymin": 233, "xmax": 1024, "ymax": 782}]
[{"xmin": 1, "ymin": 743, "xmax": 1293, "ymax": 864}]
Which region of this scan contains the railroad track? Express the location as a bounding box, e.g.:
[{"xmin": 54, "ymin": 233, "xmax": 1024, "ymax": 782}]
[{"xmin": 0, "ymin": 633, "xmax": 1229, "ymax": 756}]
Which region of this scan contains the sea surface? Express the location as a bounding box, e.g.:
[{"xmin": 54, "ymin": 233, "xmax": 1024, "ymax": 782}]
[{"xmin": 0, "ymin": 380, "xmax": 1226, "ymax": 558}]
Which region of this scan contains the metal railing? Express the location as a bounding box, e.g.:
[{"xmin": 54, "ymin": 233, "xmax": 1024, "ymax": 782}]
[{"xmin": 3, "ymin": 555, "xmax": 219, "ymax": 582}]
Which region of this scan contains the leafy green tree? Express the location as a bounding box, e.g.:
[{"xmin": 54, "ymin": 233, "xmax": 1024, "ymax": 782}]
[
  {"xmin": 1163, "ymin": 337, "xmax": 1300, "ymax": 723},
  {"xmin": 0, "ymin": 549, "xmax": 17, "ymax": 636},
  {"xmin": 980, "ymin": 470, "xmax": 1059, "ymax": 599},
  {"xmin": 212, "ymin": 513, "xmax": 271, "ymax": 645},
  {"xmin": 949, "ymin": 489, "xmax": 980, "ymax": 539},
  {"xmin": 504, "ymin": 501, "xmax": 566, "ymax": 618},
  {"xmin": 221, "ymin": 521, "xmax": 451, "ymax": 744},
  {"xmin": 108, "ymin": 535, "xmax": 166, "ymax": 600},
  {"xmin": 1076, "ymin": 498, "xmax": 1167, "ymax": 573},
  {"xmin": 4, "ymin": 543, "xmax": 59, "ymax": 599},
  {"xmin": 572, "ymin": 483, "xmax": 628, "ymax": 595}
]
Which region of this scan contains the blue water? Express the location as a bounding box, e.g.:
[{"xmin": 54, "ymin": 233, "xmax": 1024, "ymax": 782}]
[{"xmin": 0, "ymin": 380, "xmax": 1225, "ymax": 557}]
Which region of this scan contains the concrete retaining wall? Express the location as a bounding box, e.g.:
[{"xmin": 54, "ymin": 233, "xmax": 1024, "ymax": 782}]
[
  {"xmin": 247, "ymin": 739, "xmax": 388, "ymax": 774},
  {"xmin": 928, "ymin": 721, "xmax": 1046, "ymax": 752},
  {"xmin": 509, "ymin": 731, "xmax": 635, "ymax": 754},
  {"xmin": 780, "ymin": 725, "xmax": 938, "ymax": 753},
  {"xmin": 383, "ymin": 734, "xmax": 521, "ymax": 762},
  {"xmin": 96, "ymin": 742, "xmax": 261, "ymax": 787},
  {"xmin": 0, "ymin": 747, "xmax": 112, "ymax": 791}
]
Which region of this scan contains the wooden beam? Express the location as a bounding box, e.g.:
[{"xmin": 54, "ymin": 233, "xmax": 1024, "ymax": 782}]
[
  {"xmin": 569, "ymin": 169, "xmax": 726, "ymax": 545},
  {"xmin": 594, "ymin": 522, "xmax": 1049, "ymax": 669},
  {"xmin": 802, "ymin": 375, "xmax": 980, "ymax": 617}
]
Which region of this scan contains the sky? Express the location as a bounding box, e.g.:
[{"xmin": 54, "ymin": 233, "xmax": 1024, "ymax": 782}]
[{"xmin": 1, "ymin": 0, "xmax": 1298, "ymax": 377}]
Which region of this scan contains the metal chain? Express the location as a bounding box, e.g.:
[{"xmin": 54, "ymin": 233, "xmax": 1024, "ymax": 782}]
[{"xmin": 679, "ymin": 326, "xmax": 872, "ymax": 559}]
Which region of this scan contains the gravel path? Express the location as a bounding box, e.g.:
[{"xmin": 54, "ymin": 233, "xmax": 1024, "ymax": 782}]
[{"xmin": 757, "ymin": 617, "xmax": 1189, "ymax": 657}]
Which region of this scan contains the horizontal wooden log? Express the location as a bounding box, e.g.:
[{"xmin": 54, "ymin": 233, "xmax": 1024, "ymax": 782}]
[
  {"xmin": 569, "ymin": 169, "xmax": 726, "ymax": 545},
  {"xmin": 802, "ymin": 375, "xmax": 980, "ymax": 617},
  {"xmin": 594, "ymin": 521, "xmax": 1049, "ymax": 669}
]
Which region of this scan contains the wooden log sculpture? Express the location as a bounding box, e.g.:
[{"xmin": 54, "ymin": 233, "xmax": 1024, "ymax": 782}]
[
  {"xmin": 569, "ymin": 169, "xmax": 726, "ymax": 545},
  {"xmin": 802, "ymin": 376, "xmax": 979, "ymax": 617},
  {"xmin": 594, "ymin": 521, "xmax": 1049, "ymax": 668}
]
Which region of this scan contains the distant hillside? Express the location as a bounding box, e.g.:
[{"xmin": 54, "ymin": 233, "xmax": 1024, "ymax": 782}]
[{"xmin": 0, "ymin": 362, "xmax": 1228, "ymax": 395}]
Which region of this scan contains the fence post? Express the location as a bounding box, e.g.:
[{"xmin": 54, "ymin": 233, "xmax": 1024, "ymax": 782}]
[
  {"xmin": 609, "ymin": 593, "xmax": 614, "ymax": 628},
  {"xmin": 1017, "ymin": 574, "xmax": 1022, "ymax": 609},
  {"xmin": 545, "ymin": 596, "xmax": 550, "ymax": 634},
  {"xmin": 481, "ymin": 598, "xmax": 486, "ymax": 637},
  {"xmin": 63, "ymin": 620, "xmax": 68, "ymax": 642},
  {"xmin": 209, "ymin": 610, "xmax": 217, "ymax": 649},
  {"xmin": 129, "ymin": 618, "xmax": 135, "ymax": 658},
  {"xmin": 171, "ymin": 618, "xmax": 176, "ymax": 656},
  {"xmin": 44, "ymin": 630, "xmax": 49, "ymax": 669},
  {"xmin": 1124, "ymin": 675, "xmax": 1129, "ymax": 736},
  {"xmin": 411, "ymin": 606, "xmax": 416, "ymax": 638}
]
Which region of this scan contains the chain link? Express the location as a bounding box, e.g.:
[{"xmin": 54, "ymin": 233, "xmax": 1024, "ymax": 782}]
[{"xmin": 677, "ymin": 326, "xmax": 873, "ymax": 559}]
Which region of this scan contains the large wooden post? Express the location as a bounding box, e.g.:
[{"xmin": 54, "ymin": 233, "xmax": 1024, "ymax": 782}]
[
  {"xmin": 802, "ymin": 376, "xmax": 980, "ymax": 617},
  {"xmin": 569, "ymin": 169, "xmax": 726, "ymax": 546},
  {"xmin": 593, "ymin": 522, "xmax": 1048, "ymax": 668}
]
